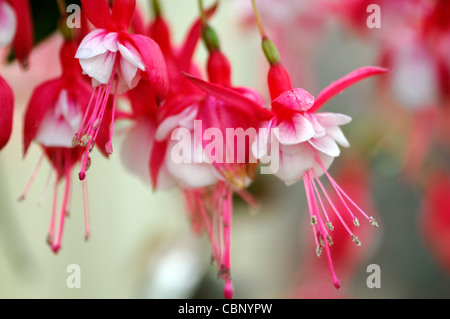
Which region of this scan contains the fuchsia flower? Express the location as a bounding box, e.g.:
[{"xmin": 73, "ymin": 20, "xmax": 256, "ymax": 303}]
[
  {"xmin": 0, "ymin": 75, "xmax": 13, "ymax": 151},
  {"xmin": 0, "ymin": 0, "xmax": 33, "ymax": 68},
  {"xmin": 250, "ymin": 57, "xmax": 388, "ymax": 287},
  {"xmin": 23, "ymin": 41, "xmax": 93, "ymax": 253},
  {"xmin": 73, "ymin": 0, "xmax": 168, "ymax": 180}
]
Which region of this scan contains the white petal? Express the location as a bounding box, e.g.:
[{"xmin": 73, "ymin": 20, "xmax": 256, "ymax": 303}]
[
  {"xmin": 121, "ymin": 118, "xmax": 154, "ymax": 186},
  {"xmin": 391, "ymin": 44, "xmax": 438, "ymax": 109},
  {"xmin": 0, "ymin": 1, "xmax": 17, "ymax": 48},
  {"xmin": 308, "ymin": 114, "xmax": 327, "ymax": 138},
  {"xmin": 79, "ymin": 51, "xmax": 117, "ymax": 84},
  {"xmin": 75, "ymin": 29, "xmax": 109, "ymax": 59},
  {"xmin": 56, "ymin": 90, "xmax": 82, "ymax": 132},
  {"xmin": 35, "ymin": 90, "xmax": 82, "ymax": 148},
  {"xmin": 274, "ymin": 113, "xmax": 314, "ymax": 145},
  {"xmin": 274, "ymin": 143, "xmax": 315, "ymax": 185},
  {"xmin": 308, "ymin": 136, "xmax": 340, "ymax": 157},
  {"xmin": 166, "ymin": 140, "xmax": 218, "ymax": 188},
  {"xmin": 102, "ymin": 32, "xmax": 119, "ymax": 52},
  {"xmin": 118, "ymin": 42, "xmax": 145, "ymax": 71},
  {"xmin": 252, "ymin": 125, "xmax": 270, "ymax": 159},
  {"xmin": 314, "ymin": 112, "xmax": 352, "ymax": 127},
  {"xmin": 327, "ymin": 126, "xmax": 350, "ymax": 148},
  {"xmin": 311, "ymin": 152, "xmax": 334, "ymax": 178},
  {"xmin": 155, "ymin": 106, "xmax": 198, "ymax": 141},
  {"xmin": 119, "ymin": 57, "xmax": 139, "ymax": 90}
]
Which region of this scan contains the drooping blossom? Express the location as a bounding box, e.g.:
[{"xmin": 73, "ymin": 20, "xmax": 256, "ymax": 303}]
[
  {"xmin": 22, "ymin": 41, "xmax": 93, "ymax": 253},
  {"xmin": 253, "ymin": 60, "xmax": 386, "ymax": 288},
  {"xmin": 73, "ymin": 0, "xmax": 168, "ymax": 180},
  {"xmin": 0, "ymin": 75, "xmax": 14, "ymax": 151},
  {"xmin": 121, "ymin": 2, "xmax": 214, "ymax": 191},
  {"xmin": 119, "ymin": 5, "xmax": 235, "ymax": 297},
  {"xmin": 0, "ymin": 0, "xmax": 33, "ymax": 68}
]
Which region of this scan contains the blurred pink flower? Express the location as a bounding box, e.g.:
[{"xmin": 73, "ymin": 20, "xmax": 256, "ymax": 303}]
[{"xmin": 22, "ymin": 41, "xmax": 92, "ymax": 253}]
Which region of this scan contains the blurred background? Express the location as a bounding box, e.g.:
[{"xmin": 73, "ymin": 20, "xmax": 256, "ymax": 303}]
[{"xmin": 0, "ymin": 0, "xmax": 449, "ymax": 298}]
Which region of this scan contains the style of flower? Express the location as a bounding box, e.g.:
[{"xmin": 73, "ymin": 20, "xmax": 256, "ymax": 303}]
[
  {"xmin": 73, "ymin": 0, "xmax": 168, "ymax": 180},
  {"xmin": 22, "ymin": 41, "xmax": 93, "ymax": 253},
  {"xmin": 252, "ymin": 62, "xmax": 388, "ymax": 288}
]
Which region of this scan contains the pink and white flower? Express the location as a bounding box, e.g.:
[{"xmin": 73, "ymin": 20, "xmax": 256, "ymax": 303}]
[
  {"xmin": 73, "ymin": 0, "xmax": 168, "ymax": 180},
  {"xmin": 250, "ymin": 62, "xmax": 388, "ymax": 288}
]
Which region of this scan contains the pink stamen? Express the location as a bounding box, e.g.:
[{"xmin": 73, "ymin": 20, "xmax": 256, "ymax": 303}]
[
  {"xmin": 303, "ymin": 174, "xmax": 320, "ymax": 248},
  {"xmin": 311, "ymin": 169, "xmax": 354, "ymax": 237},
  {"xmin": 47, "ymin": 175, "xmax": 59, "ymax": 246},
  {"xmin": 309, "ymin": 173, "xmax": 331, "ymax": 225},
  {"xmin": 19, "ymin": 154, "xmax": 44, "ymax": 201},
  {"xmin": 38, "ymin": 168, "xmax": 53, "ymax": 206},
  {"xmin": 51, "ymin": 159, "xmax": 71, "ymax": 254},
  {"xmin": 303, "ymin": 172, "xmax": 340, "ymax": 288},
  {"xmin": 314, "ymin": 152, "xmax": 371, "ymax": 221},
  {"xmin": 78, "ymin": 61, "xmax": 118, "ymax": 180}
]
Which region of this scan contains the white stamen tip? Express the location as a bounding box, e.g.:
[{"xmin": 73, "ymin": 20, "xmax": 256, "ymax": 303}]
[
  {"xmin": 80, "ymin": 134, "xmax": 92, "ymax": 148},
  {"xmin": 326, "ymin": 222, "xmax": 334, "ymax": 231},
  {"xmin": 316, "ymin": 245, "xmax": 322, "ymax": 257},
  {"xmin": 369, "ymin": 216, "xmax": 379, "ymax": 228},
  {"xmin": 351, "ymin": 235, "xmax": 361, "ymax": 246},
  {"xmin": 353, "ymin": 217, "xmax": 360, "ymax": 227}
]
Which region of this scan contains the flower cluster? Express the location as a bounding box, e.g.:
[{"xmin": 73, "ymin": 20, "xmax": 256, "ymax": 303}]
[{"xmin": 0, "ymin": 0, "xmax": 400, "ymax": 298}]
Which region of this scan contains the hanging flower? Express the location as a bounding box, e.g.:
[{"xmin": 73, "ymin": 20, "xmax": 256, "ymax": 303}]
[
  {"xmin": 22, "ymin": 41, "xmax": 93, "ymax": 253},
  {"xmin": 251, "ymin": 48, "xmax": 388, "ymax": 287},
  {"xmin": 73, "ymin": 0, "xmax": 168, "ymax": 180}
]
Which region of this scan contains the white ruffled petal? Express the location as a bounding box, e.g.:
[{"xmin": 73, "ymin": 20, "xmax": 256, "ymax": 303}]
[
  {"xmin": 274, "ymin": 143, "xmax": 315, "ymax": 185},
  {"xmin": 155, "ymin": 106, "xmax": 198, "ymax": 141},
  {"xmin": 75, "ymin": 29, "xmax": 109, "ymax": 59},
  {"xmin": 274, "ymin": 113, "xmax": 315, "ymax": 145},
  {"xmin": 79, "ymin": 51, "xmax": 117, "ymax": 84},
  {"xmin": 314, "ymin": 112, "xmax": 352, "ymax": 127},
  {"xmin": 327, "ymin": 126, "xmax": 350, "ymax": 148},
  {"xmin": 166, "ymin": 139, "xmax": 218, "ymax": 188},
  {"xmin": 308, "ymin": 135, "xmax": 340, "ymax": 157},
  {"xmin": 118, "ymin": 42, "xmax": 145, "ymax": 71}
]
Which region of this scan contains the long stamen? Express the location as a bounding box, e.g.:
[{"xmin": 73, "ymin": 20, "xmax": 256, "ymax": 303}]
[
  {"xmin": 105, "ymin": 75, "xmax": 119, "ymax": 155},
  {"xmin": 222, "ymin": 184, "xmax": 234, "ymax": 299},
  {"xmin": 38, "ymin": 168, "xmax": 53, "ymax": 206},
  {"xmin": 47, "ymin": 175, "xmax": 59, "ymax": 246},
  {"xmin": 303, "ymin": 174, "xmax": 320, "ymax": 249},
  {"xmin": 19, "ymin": 154, "xmax": 44, "ymax": 201},
  {"xmin": 310, "ymin": 173, "xmax": 333, "ymax": 229},
  {"xmin": 51, "ymin": 157, "xmax": 71, "ymax": 254},
  {"xmin": 311, "ymin": 169, "xmax": 354, "ymax": 238},
  {"xmin": 313, "ymin": 152, "xmax": 375, "ymax": 226}
]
